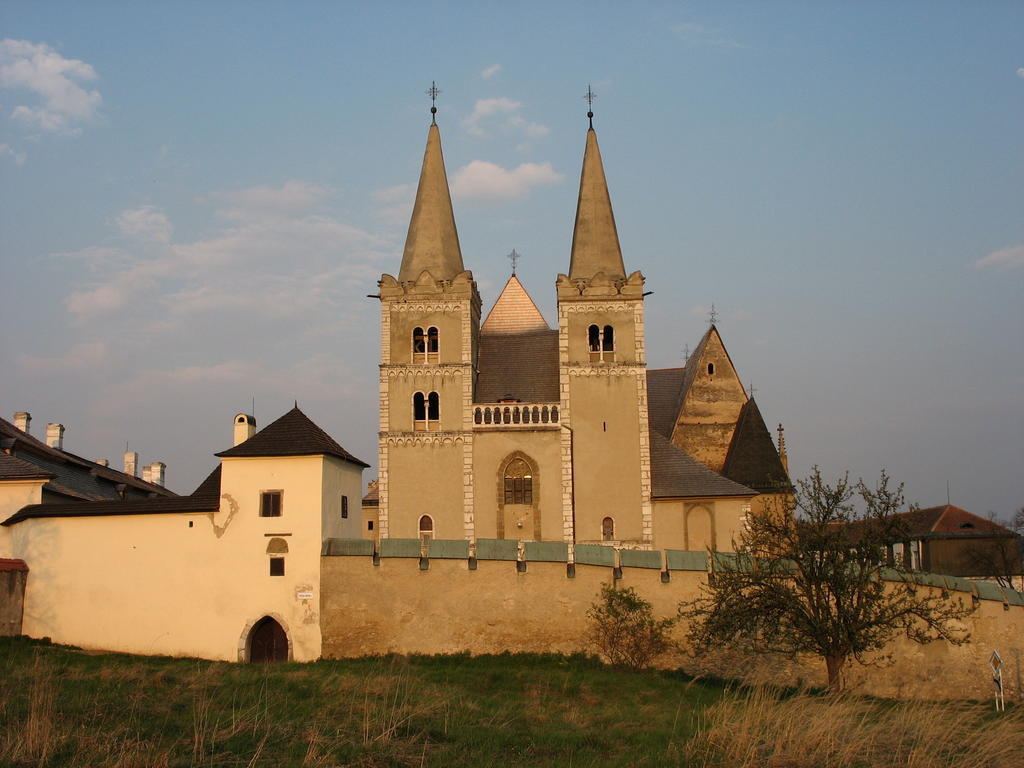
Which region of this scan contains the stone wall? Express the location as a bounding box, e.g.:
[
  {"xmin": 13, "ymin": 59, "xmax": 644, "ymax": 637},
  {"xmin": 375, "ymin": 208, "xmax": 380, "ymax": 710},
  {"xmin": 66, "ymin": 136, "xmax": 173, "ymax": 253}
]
[{"xmin": 321, "ymin": 540, "xmax": 1024, "ymax": 702}]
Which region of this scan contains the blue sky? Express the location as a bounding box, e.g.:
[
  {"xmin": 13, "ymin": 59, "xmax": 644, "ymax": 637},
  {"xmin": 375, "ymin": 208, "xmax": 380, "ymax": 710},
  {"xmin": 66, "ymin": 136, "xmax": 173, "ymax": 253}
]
[{"xmin": 1, "ymin": 1, "xmax": 1022, "ymax": 518}]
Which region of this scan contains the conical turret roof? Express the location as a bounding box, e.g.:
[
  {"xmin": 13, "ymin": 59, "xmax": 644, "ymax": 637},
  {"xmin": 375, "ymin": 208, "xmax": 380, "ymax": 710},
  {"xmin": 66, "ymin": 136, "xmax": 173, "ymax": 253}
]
[
  {"xmin": 568, "ymin": 128, "xmax": 625, "ymax": 280},
  {"xmin": 398, "ymin": 123, "xmax": 465, "ymax": 282},
  {"xmin": 481, "ymin": 274, "xmax": 551, "ymax": 335}
]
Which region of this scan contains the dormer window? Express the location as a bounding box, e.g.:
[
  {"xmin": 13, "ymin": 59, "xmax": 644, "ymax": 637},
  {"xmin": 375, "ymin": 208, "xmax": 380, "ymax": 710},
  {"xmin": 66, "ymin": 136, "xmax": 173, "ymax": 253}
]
[
  {"xmin": 413, "ymin": 326, "xmax": 439, "ymax": 363},
  {"xmin": 588, "ymin": 324, "xmax": 615, "ymax": 362},
  {"xmin": 413, "ymin": 391, "xmax": 440, "ymax": 431}
]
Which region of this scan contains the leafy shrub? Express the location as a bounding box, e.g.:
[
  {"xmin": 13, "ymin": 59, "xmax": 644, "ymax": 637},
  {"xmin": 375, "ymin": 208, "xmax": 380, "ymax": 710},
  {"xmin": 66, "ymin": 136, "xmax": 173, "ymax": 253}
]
[{"xmin": 587, "ymin": 584, "xmax": 676, "ymax": 669}]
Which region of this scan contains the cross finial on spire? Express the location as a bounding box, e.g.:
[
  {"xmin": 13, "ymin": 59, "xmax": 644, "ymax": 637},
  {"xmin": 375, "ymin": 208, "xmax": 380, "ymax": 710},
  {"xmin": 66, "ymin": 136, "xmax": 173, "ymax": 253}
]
[
  {"xmin": 582, "ymin": 84, "xmax": 596, "ymax": 129},
  {"xmin": 748, "ymin": 380, "xmax": 757, "ymax": 398},
  {"xmin": 708, "ymin": 303, "xmax": 719, "ymax": 325},
  {"xmin": 426, "ymin": 81, "xmax": 441, "ymax": 124},
  {"xmin": 507, "ymin": 248, "xmax": 521, "ymax": 275}
]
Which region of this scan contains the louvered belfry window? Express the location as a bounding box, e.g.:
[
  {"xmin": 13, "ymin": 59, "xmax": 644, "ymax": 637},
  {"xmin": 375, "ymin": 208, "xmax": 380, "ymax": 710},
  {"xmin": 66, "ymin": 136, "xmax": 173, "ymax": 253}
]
[{"xmin": 503, "ymin": 459, "xmax": 533, "ymax": 505}]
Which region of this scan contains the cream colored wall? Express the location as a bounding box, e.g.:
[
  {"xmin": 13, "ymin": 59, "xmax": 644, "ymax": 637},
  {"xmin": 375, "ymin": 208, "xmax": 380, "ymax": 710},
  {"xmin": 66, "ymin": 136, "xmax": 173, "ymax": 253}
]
[
  {"xmin": 471, "ymin": 430, "xmax": 561, "ymax": 540},
  {"xmin": 651, "ymin": 497, "xmax": 750, "ymax": 552},
  {"xmin": 0, "ymin": 479, "xmax": 45, "ymax": 555},
  {"xmin": 387, "ymin": 309, "xmax": 465, "ymax": 365},
  {"xmin": 387, "ymin": 443, "xmax": 464, "ymax": 539},
  {"xmin": 320, "ymin": 456, "xmax": 365, "ymax": 541},
  {"xmin": 386, "ymin": 370, "xmax": 465, "ymax": 432},
  {"xmin": 7, "ymin": 454, "xmax": 334, "ymax": 662},
  {"xmin": 320, "ymin": 555, "xmax": 1024, "ymax": 701},
  {"xmin": 567, "ymin": 375, "xmax": 643, "ymax": 543}
]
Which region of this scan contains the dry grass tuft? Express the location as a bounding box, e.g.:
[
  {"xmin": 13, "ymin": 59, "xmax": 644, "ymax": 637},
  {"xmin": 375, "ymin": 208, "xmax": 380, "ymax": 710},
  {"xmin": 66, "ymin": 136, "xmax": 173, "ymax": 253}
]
[{"xmin": 685, "ymin": 686, "xmax": 1024, "ymax": 768}]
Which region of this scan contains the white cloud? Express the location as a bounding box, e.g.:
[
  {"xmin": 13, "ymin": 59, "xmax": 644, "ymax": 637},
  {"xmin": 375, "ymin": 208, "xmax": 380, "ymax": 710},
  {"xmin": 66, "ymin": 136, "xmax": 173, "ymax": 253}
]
[
  {"xmin": 19, "ymin": 341, "xmax": 109, "ymax": 376},
  {"xmin": 462, "ymin": 97, "xmax": 549, "ymax": 140},
  {"xmin": 371, "ymin": 184, "xmax": 415, "ymax": 229},
  {"xmin": 974, "ymin": 244, "xmax": 1024, "ymax": 271},
  {"xmin": 212, "ymin": 180, "xmax": 331, "ymax": 220},
  {"xmin": 0, "ymin": 38, "xmax": 101, "ymax": 133},
  {"xmin": 451, "ymin": 160, "xmax": 562, "ymax": 201},
  {"xmin": 1017, "ymin": 67, "xmax": 1024, "ymax": 79},
  {"xmin": 371, "ymin": 183, "xmax": 413, "ymax": 203},
  {"xmin": 116, "ymin": 206, "xmax": 173, "ymax": 243},
  {"xmin": 671, "ymin": 22, "xmax": 745, "ymax": 49},
  {"xmin": 481, "ymin": 64, "xmax": 501, "ymax": 79},
  {"xmin": 0, "ymin": 142, "xmax": 26, "ymax": 163}
]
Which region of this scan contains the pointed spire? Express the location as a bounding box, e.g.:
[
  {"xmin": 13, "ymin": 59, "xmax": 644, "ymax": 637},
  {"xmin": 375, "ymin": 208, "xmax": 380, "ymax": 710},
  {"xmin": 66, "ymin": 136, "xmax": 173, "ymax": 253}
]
[
  {"xmin": 777, "ymin": 423, "xmax": 789, "ymax": 474},
  {"xmin": 568, "ymin": 126, "xmax": 625, "ymax": 280},
  {"xmin": 398, "ymin": 122, "xmax": 465, "ymax": 282},
  {"xmin": 481, "ymin": 274, "xmax": 551, "ymax": 335}
]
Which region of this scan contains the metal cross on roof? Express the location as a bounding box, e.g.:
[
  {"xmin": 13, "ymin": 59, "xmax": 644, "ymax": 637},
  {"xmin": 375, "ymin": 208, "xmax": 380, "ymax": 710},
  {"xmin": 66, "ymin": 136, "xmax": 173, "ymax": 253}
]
[
  {"xmin": 507, "ymin": 248, "xmax": 521, "ymax": 275},
  {"xmin": 708, "ymin": 303, "xmax": 719, "ymax": 325},
  {"xmin": 583, "ymin": 84, "xmax": 597, "ymax": 128},
  {"xmin": 748, "ymin": 381, "xmax": 757, "ymax": 398},
  {"xmin": 426, "ymin": 81, "xmax": 441, "ymax": 124}
]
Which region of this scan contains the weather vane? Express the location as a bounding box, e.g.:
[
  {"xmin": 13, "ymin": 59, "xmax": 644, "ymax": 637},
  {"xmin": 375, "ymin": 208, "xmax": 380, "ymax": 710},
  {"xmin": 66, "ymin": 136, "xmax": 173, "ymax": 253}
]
[
  {"xmin": 507, "ymin": 248, "xmax": 521, "ymax": 275},
  {"xmin": 426, "ymin": 81, "xmax": 441, "ymax": 124},
  {"xmin": 583, "ymin": 84, "xmax": 597, "ymax": 128},
  {"xmin": 708, "ymin": 303, "xmax": 719, "ymax": 325}
]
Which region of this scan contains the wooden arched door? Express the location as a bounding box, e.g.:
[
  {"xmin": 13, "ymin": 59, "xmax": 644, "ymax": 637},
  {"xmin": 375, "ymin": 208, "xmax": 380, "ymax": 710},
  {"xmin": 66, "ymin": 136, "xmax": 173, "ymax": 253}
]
[{"xmin": 248, "ymin": 616, "xmax": 288, "ymax": 662}]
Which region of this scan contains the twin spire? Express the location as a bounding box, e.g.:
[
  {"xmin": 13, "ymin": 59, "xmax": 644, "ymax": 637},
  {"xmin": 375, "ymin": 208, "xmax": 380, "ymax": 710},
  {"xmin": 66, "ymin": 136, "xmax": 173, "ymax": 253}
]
[{"xmin": 397, "ymin": 94, "xmax": 625, "ymax": 283}]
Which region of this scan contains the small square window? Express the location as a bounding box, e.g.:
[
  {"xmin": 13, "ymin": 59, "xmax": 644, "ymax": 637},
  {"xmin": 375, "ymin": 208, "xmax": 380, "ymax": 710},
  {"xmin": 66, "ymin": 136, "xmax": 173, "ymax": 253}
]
[
  {"xmin": 341, "ymin": 495, "xmax": 349, "ymax": 519},
  {"xmin": 368, "ymin": 520, "xmax": 374, "ymax": 531},
  {"xmin": 260, "ymin": 491, "xmax": 282, "ymax": 517},
  {"xmin": 269, "ymin": 557, "xmax": 285, "ymax": 576}
]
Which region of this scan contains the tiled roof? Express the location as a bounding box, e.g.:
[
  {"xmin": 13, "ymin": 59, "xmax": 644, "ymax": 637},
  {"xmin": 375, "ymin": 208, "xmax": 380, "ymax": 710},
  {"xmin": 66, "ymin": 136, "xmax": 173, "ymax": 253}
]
[
  {"xmin": 215, "ymin": 407, "xmax": 370, "ymax": 467},
  {"xmin": 481, "ymin": 275, "xmax": 551, "ymax": 335},
  {"xmin": 649, "ymin": 430, "xmax": 754, "ymax": 499},
  {"xmin": 0, "ymin": 418, "xmax": 175, "ymax": 501},
  {"xmin": 722, "ymin": 399, "xmax": 791, "ymax": 493},
  {"xmin": 646, "ymin": 367, "xmax": 686, "ymax": 438},
  {"xmin": 191, "ymin": 465, "xmax": 222, "ymax": 498},
  {"xmin": 0, "ymin": 452, "xmax": 54, "ymax": 480},
  {"xmin": 362, "ymin": 483, "xmax": 379, "ymax": 507},
  {"xmin": 475, "ymin": 329, "xmax": 559, "ymax": 403},
  {"xmin": 2, "ymin": 491, "xmax": 220, "ymax": 526},
  {"xmin": 899, "ymin": 505, "xmax": 1015, "ymax": 537}
]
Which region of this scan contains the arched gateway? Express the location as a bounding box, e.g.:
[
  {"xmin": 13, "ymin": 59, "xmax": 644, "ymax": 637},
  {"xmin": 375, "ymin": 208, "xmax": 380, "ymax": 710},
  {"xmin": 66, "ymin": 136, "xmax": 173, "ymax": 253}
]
[{"xmin": 247, "ymin": 616, "xmax": 289, "ymax": 662}]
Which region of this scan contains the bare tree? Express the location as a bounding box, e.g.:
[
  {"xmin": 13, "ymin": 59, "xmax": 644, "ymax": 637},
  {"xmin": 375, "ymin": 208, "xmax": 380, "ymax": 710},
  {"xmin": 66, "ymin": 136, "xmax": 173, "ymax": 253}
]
[
  {"xmin": 680, "ymin": 468, "xmax": 976, "ymax": 691},
  {"xmin": 587, "ymin": 585, "xmax": 676, "ymax": 670}
]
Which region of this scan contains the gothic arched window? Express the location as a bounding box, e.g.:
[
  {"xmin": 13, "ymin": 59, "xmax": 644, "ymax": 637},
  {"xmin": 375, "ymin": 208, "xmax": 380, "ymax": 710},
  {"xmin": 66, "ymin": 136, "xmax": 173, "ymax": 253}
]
[
  {"xmin": 418, "ymin": 515, "xmax": 433, "ymax": 541},
  {"xmin": 601, "ymin": 517, "xmax": 615, "ymax": 541},
  {"xmin": 588, "ymin": 324, "xmax": 615, "ymax": 362},
  {"xmin": 413, "ymin": 391, "xmax": 440, "ymax": 431},
  {"xmin": 503, "ymin": 458, "xmax": 533, "ymax": 505}
]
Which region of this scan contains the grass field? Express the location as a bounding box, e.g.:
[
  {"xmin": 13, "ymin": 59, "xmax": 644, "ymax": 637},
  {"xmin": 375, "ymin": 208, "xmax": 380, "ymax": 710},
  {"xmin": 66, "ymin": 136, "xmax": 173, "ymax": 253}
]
[{"xmin": 1, "ymin": 636, "xmax": 1021, "ymax": 768}]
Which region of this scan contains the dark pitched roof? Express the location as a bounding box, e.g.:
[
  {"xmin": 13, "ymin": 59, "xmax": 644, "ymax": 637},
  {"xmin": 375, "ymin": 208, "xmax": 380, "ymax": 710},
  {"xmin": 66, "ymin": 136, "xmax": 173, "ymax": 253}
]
[
  {"xmin": 0, "ymin": 418, "xmax": 176, "ymax": 501},
  {"xmin": 2, "ymin": 482, "xmax": 221, "ymax": 526},
  {"xmin": 722, "ymin": 399, "xmax": 792, "ymax": 493},
  {"xmin": 0, "ymin": 452, "xmax": 54, "ymax": 480},
  {"xmin": 191, "ymin": 465, "xmax": 222, "ymax": 498},
  {"xmin": 475, "ymin": 328, "xmax": 559, "ymax": 403},
  {"xmin": 646, "ymin": 368, "xmax": 686, "ymax": 438},
  {"xmin": 649, "ymin": 430, "xmax": 755, "ymax": 499},
  {"xmin": 898, "ymin": 505, "xmax": 1015, "ymax": 537},
  {"xmin": 214, "ymin": 407, "xmax": 369, "ymax": 467}
]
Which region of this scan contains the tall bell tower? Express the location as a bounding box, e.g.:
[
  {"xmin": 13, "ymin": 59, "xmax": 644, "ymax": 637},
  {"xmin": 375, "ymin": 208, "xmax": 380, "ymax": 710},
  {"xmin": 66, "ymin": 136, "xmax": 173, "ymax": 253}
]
[
  {"xmin": 376, "ymin": 103, "xmax": 481, "ymax": 541},
  {"xmin": 556, "ymin": 108, "xmax": 653, "ymax": 547}
]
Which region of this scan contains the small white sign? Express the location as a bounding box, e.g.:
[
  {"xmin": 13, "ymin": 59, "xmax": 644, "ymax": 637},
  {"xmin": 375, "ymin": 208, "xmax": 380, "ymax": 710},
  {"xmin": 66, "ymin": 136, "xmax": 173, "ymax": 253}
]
[{"xmin": 296, "ymin": 591, "xmax": 314, "ymax": 600}]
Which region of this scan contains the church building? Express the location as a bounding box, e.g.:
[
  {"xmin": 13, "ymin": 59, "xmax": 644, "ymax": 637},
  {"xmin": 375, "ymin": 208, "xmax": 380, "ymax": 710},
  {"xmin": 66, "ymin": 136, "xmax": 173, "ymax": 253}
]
[{"xmin": 375, "ymin": 108, "xmax": 791, "ymax": 553}]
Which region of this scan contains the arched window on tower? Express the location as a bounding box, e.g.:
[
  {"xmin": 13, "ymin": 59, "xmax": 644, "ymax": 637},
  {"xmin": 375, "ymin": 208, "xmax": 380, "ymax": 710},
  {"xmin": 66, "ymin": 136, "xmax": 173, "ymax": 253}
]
[
  {"xmin": 503, "ymin": 458, "xmax": 533, "ymax": 505},
  {"xmin": 601, "ymin": 516, "xmax": 615, "ymax": 542},
  {"xmin": 588, "ymin": 324, "xmax": 615, "ymax": 362},
  {"xmin": 426, "ymin": 326, "xmax": 439, "ymax": 362},
  {"xmin": 413, "ymin": 391, "xmax": 440, "ymax": 431},
  {"xmin": 419, "ymin": 515, "xmax": 434, "ymax": 541},
  {"xmin": 412, "ymin": 327, "xmax": 426, "ymax": 362}
]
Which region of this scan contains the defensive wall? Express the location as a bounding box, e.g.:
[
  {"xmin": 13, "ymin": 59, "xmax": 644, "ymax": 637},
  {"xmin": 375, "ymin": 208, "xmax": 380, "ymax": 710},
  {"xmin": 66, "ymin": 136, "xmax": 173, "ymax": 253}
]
[{"xmin": 321, "ymin": 538, "xmax": 1024, "ymax": 702}]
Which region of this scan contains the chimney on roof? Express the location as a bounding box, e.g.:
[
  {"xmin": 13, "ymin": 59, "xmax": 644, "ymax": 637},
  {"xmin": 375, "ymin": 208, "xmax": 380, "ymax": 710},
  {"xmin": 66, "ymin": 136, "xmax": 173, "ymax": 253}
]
[
  {"xmin": 233, "ymin": 413, "xmax": 256, "ymax": 446},
  {"xmin": 147, "ymin": 462, "xmax": 165, "ymax": 487},
  {"xmin": 46, "ymin": 423, "xmax": 65, "ymax": 451},
  {"xmin": 142, "ymin": 465, "xmax": 152, "ymax": 483},
  {"xmin": 96, "ymin": 459, "xmax": 109, "ymax": 467},
  {"xmin": 124, "ymin": 450, "xmax": 138, "ymax": 478},
  {"xmin": 13, "ymin": 412, "xmax": 30, "ymax": 434}
]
